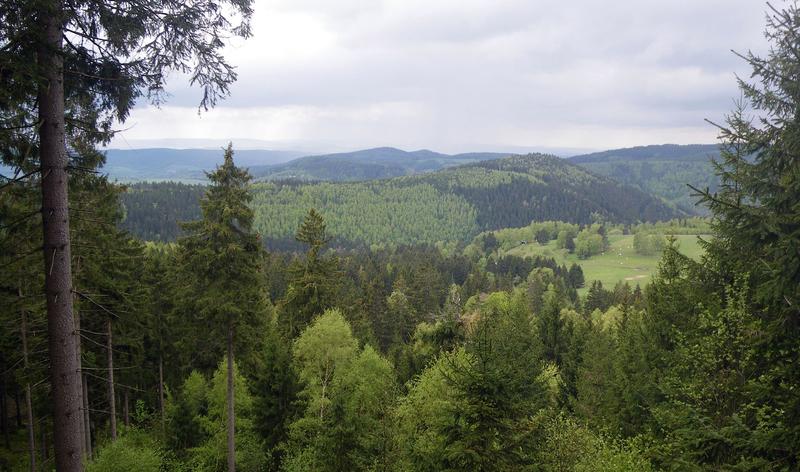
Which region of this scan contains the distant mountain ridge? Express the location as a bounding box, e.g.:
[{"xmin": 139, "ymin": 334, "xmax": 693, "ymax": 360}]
[
  {"xmin": 121, "ymin": 152, "xmax": 684, "ymax": 247},
  {"xmin": 248, "ymin": 147, "xmax": 512, "ymax": 181},
  {"xmin": 569, "ymin": 144, "xmax": 721, "ymax": 214},
  {"xmin": 103, "ymin": 148, "xmax": 304, "ymax": 182}
]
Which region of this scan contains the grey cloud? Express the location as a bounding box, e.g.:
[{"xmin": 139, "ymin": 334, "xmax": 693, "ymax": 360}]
[{"xmin": 126, "ymin": 0, "xmax": 771, "ymax": 151}]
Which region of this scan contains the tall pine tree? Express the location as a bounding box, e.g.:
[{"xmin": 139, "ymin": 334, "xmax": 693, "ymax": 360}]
[{"xmin": 177, "ymin": 144, "xmax": 265, "ymax": 472}]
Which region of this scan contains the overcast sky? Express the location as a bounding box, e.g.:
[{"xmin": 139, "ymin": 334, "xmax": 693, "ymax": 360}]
[{"xmin": 110, "ymin": 0, "xmax": 770, "ymax": 154}]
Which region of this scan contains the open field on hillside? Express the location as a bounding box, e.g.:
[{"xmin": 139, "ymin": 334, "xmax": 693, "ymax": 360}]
[{"xmin": 505, "ymin": 234, "xmax": 708, "ymax": 293}]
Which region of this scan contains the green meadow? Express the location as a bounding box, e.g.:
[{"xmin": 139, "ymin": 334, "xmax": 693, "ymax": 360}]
[{"xmin": 505, "ymin": 233, "xmax": 708, "ymax": 293}]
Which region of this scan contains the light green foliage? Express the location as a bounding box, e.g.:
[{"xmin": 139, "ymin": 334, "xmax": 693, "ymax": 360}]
[
  {"xmin": 334, "ymin": 345, "xmax": 397, "ymax": 470},
  {"xmin": 285, "ymin": 310, "xmax": 397, "ymax": 471},
  {"xmin": 393, "ymin": 349, "xmax": 470, "ymax": 471},
  {"xmin": 537, "ymin": 363, "xmax": 562, "ymax": 407},
  {"xmin": 183, "ymin": 371, "xmax": 209, "ymax": 414},
  {"xmin": 188, "ymin": 359, "xmax": 264, "ymax": 472},
  {"xmin": 536, "ymin": 413, "xmax": 653, "ymax": 472},
  {"xmin": 474, "ymin": 221, "xmax": 579, "ymax": 252},
  {"xmin": 87, "ymin": 430, "xmax": 162, "ymax": 472},
  {"xmin": 633, "ymin": 231, "xmax": 666, "ymax": 255},
  {"xmin": 251, "ymin": 181, "xmax": 478, "ymax": 246},
  {"xmin": 395, "ymin": 290, "xmax": 546, "ymax": 471},
  {"xmin": 652, "ymin": 279, "xmax": 774, "ymax": 470},
  {"xmin": 292, "ymin": 309, "xmax": 359, "ymax": 419},
  {"xmin": 575, "ymin": 226, "xmax": 606, "ymax": 259},
  {"xmin": 630, "ymin": 217, "xmax": 711, "ymax": 235}
]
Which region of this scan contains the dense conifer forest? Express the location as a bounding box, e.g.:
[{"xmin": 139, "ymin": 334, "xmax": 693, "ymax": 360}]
[
  {"xmin": 569, "ymin": 144, "xmax": 721, "ymax": 215},
  {"xmin": 1, "ymin": 1, "xmax": 799, "ymax": 472},
  {"xmin": 120, "ymin": 153, "xmax": 681, "ymax": 248}
]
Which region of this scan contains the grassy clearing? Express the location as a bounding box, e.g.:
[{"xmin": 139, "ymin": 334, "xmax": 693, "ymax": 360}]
[{"xmin": 505, "ymin": 234, "xmax": 709, "ymax": 293}]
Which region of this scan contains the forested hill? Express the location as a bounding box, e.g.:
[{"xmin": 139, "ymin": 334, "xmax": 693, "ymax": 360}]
[
  {"xmin": 248, "ymin": 147, "xmax": 510, "ymax": 181},
  {"xmin": 569, "ymin": 144, "xmax": 721, "ymax": 214},
  {"xmin": 121, "ymin": 153, "xmax": 683, "ymax": 246}
]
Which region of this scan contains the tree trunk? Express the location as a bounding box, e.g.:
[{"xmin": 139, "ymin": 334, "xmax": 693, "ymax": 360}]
[
  {"xmin": 15, "ymin": 386, "xmax": 22, "ymax": 428},
  {"xmin": 20, "ymin": 300, "xmax": 37, "ymax": 472},
  {"xmin": 73, "ymin": 255, "xmax": 87, "ymax": 461},
  {"xmin": 1, "ymin": 364, "xmax": 9, "ymax": 449},
  {"xmin": 227, "ymin": 321, "xmax": 235, "ymax": 472},
  {"xmin": 158, "ymin": 357, "xmax": 165, "ymax": 431},
  {"xmin": 41, "ymin": 425, "xmax": 48, "ymax": 461},
  {"xmin": 38, "ymin": 0, "xmax": 84, "ymax": 469},
  {"xmin": 82, "ymin": 374, "xmax": 91, "ymax": 459},
  {"xmin": 123, "ymin": 390, "xmax": 129, "ymax": 427},
  {"xmin": 106, "ymin": 318, "xmax": 117, "ymax": 441}
]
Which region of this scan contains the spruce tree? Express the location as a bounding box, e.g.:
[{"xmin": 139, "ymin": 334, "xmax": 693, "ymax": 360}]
[
  {"xmin": 279, "ymin": 209, "xmax": 341, "ymax": 338},
  {"xmin": 673, "ymin": 3, "xmax": 800, "ymax": 466},
  {"xmin": 177, "ymin": 144, "xmax": 264, "ymax": 472}
]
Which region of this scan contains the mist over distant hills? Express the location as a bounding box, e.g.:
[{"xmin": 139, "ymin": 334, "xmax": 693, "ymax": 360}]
[{"xmin": 102, "ymin": 148, "xmax": 304, "ymax": 182}]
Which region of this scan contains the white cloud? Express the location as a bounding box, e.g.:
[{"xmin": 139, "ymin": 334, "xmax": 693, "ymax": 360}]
[{"xmin": 111, "ymin": 0, "xmax": 771, "ymax": 152}]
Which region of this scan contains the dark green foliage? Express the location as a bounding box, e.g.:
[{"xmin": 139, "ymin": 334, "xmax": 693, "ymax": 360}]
[
  {"xmin": 535, "ymin": 229, "xmax": 550, "ymax": 245},
  {"xmin": 482, "ymin": 233, "xmax": 499, "ymax": 253},
  {"xmin": 175, "ymin": 144, "xmax": 265, "ymax": 370},
  {"xmin": 278, "ymin": 209, "xmax": 342, "ymax": 338},
  {"xmin": 250, "ymin": 320, "xmax": 298, "ymax": 468},
  {"xmin": 462, "ymin": 155, "xmax": 682, "ymax": 225},
  {"xmin": 570, "ymin": 144, "xmax": 721, "ymax": 214},
  {"xmin": 649, "ymin": 5, "xmax": 800, "ymax": 467},
  {"xmin": 120, "ymin": 182, "xmax": 205, "ymax": 242},
  {"xmin": 568, "ymin": 264, "xmax": 585, "ymax": 288},
  {"xmin": 584, "ymin": 281, "xmax": 614, "ymax": 315},
  {"xmin": 537, "ymin": 284, "xmax": 570, "ymax": 367},
  {"xmin": 439, "ymin": 292, "xmax": 547, "ymax": 470}
]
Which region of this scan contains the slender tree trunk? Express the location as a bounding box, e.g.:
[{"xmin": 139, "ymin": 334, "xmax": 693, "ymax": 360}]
[
  {"xmin": 123, "ymin": 390, "xmax": 129, "ymax": 427},
  {"xmin": 38, "ymin": 1, "xmax": 84, "ymax": 469},
  {"xmin": 1, "ymin": 364, "xmax": 9, "ymax": 449},
  {"xmin": 106, "ymin": 318, "xmax": 117, "ymax": 441},
  {"xmin": 73, "ymin": 256, "xmax": 88, "ymax": 461},
  {"xmin": 15, "ymin": 387, "xmax": 22, "ymax": 428},
  {"xmin": 81, "ymin": 374, "xmax": 91, "ymax": 459},
  {"xmin": 227, "ymin": 321, "xmax": 235, "ymax": 472},
  {"xmin": 158, "ymin": 357, "xmax": 165, "ymax": 431},
  {"xmin": 41, "ymin": 425, "xmax": 48, "ymax": 461},
  {"xmin": 20, "ymin": 296, "xmax": 37, "ymax": 472}
]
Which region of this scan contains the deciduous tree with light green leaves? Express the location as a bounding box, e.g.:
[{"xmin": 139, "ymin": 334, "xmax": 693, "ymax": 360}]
[{"xmin": 285, "ymin": 309, "xmax": 396, "ymax": 471}]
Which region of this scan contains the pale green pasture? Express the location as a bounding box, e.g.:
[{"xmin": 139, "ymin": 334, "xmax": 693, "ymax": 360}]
[{"xmin": 505, "ymin": 234, "xmax": 708, "ymax": 293}]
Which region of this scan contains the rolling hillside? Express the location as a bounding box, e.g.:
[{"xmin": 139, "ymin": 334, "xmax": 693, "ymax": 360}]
[
  {"xmin": 249, "ymin": 147, "xmax": 511, "ymax": 181},
  {"xmin": 569, "ymin": 144, "xmax": 720, "ymax": 214},
  {"xmin": 121, "ymin": 153, "xmax": 683, "ymax": 247}
]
